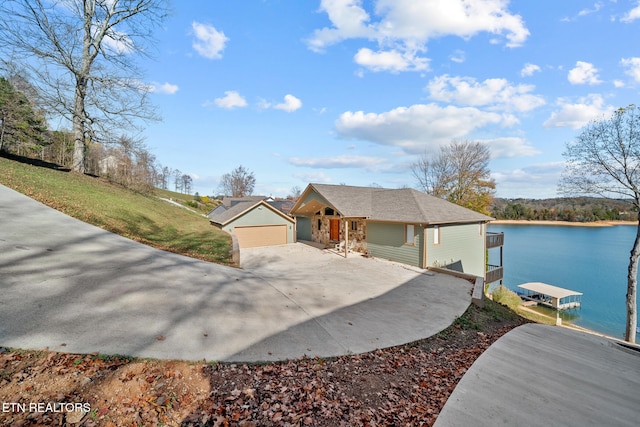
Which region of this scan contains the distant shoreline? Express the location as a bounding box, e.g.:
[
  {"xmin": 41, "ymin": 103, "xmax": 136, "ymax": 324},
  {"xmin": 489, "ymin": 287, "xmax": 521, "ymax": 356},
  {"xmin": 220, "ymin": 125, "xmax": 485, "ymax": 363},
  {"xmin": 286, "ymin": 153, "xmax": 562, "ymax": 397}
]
[{"xmin": 490, "ymin": 219, "xmax": 638, "ymax": 228}]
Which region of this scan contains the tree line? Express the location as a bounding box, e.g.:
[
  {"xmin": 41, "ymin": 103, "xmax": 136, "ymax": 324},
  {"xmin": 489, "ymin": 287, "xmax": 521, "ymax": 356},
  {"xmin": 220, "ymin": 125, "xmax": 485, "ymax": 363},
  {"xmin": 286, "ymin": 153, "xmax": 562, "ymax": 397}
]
[{"xmin": 491, "ymin": 197, "xmax": 636, "ymax": 222}]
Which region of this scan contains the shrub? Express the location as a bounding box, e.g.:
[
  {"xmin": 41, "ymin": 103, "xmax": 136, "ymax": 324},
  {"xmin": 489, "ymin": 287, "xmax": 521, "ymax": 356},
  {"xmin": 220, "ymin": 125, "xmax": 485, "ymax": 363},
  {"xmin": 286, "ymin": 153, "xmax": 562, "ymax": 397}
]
[{"xmin": 492, "ymin": 285, "xmax": 522, "ymax": 310}]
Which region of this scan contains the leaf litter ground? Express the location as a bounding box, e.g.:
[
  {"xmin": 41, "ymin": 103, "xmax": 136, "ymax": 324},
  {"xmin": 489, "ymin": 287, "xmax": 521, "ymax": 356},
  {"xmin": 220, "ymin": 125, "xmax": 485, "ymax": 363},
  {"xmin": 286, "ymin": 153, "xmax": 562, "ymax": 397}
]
[{"xmin": 0, "ymin": 301, "xmax": 528, "ymax": 426}]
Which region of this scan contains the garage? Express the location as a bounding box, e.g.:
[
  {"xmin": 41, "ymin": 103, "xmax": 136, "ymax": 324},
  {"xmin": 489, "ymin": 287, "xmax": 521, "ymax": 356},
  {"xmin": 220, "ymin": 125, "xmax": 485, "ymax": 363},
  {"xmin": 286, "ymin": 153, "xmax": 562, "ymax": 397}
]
[
  {"xmin": 234, "ymin": 224, "xmax": 287, "ymax": 248},
  {"xmin": 209, "ymin": 199, "xmax": 295, "ymax": 249}
]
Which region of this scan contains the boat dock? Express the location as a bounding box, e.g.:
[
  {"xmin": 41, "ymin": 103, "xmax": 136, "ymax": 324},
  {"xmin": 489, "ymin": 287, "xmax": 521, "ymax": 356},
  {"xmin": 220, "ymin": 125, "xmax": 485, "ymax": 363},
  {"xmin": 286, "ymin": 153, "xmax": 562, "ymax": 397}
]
[{"xmin": 517, "ymin": 282, "xmax": 582, "ymax": 310}]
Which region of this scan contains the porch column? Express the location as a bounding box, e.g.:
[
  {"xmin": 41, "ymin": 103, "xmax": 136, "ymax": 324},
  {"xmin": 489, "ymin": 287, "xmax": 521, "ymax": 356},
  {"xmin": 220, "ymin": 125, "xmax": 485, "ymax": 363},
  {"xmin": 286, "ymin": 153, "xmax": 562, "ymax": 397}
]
[{"xmin": 344, "ymin": 219, "xmax": 349, "ymax": 258}]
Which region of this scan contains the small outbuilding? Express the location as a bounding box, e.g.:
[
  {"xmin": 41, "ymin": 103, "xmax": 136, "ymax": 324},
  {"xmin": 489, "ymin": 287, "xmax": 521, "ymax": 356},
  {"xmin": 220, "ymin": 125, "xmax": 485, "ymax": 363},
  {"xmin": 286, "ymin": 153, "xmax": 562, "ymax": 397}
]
[{"xmin": 209, "ymin": 200, "xmax": 295, "ymax": 248}]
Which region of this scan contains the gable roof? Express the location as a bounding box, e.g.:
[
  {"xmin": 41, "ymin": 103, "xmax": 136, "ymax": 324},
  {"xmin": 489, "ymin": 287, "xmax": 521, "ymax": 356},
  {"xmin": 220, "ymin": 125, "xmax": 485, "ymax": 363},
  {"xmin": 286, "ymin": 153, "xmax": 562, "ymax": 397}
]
[
  {"xmin": 206, "ymin": 204, "xmax": 228, "ymax": 218},
  {"xmin": 291, "ymin": 183, "xmax": 493, "ymax": 224},
  {"xmin": 209, "ymin": 200, "xmax": 295, "ymax": 227},
  {"xmin": 268, "ymin": 199, "xmax": 295, "ymax": 215},
  {"xmin": 221, "ymin": 195, "xmax": 270, "ymax": 208}
]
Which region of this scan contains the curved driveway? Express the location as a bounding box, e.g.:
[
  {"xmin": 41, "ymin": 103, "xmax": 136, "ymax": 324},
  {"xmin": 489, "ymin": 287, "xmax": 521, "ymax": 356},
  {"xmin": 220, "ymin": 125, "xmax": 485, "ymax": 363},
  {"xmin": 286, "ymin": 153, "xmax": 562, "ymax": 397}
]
[{"xmin": 0, "ymin": 184, "xmax": 471, "ymax": 362}]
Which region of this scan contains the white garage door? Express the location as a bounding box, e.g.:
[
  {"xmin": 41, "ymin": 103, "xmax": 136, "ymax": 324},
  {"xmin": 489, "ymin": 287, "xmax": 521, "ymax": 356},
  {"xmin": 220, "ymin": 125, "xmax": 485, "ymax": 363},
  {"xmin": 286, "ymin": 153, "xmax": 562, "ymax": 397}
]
[{"xmin": 234, "ymin": 225, "xmax": 287, "ymax": 248}]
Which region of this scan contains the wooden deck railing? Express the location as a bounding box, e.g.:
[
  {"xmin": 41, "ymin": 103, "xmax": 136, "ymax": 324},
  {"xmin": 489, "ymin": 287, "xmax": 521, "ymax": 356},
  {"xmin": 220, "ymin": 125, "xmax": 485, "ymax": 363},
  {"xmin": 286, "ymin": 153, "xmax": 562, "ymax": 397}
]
[
  {"xmin": 486, "ymin": 232, "xmax": 504, "ymax": 248},
  {"xmin": 486, "ymin": 264, "xmax": 504, "ymax": 284}
]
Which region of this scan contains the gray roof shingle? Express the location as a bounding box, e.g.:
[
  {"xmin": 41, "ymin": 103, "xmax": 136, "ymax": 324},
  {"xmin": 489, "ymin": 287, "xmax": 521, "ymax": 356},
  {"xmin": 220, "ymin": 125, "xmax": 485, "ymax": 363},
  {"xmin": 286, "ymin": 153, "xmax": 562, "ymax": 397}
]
[
  {"xmin": 300, "ymin": 184, "xmax": 492, "ymax": 224},
  {"xmin": 209, "ymin": 201, "xmax": 261, "ymax": 226}
]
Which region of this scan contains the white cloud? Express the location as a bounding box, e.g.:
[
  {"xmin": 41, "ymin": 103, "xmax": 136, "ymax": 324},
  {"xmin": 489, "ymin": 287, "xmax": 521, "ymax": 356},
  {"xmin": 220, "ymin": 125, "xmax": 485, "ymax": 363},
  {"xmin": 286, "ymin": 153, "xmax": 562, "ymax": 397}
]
[
  {"xmin": 288, "ymin": 155, "xmax": 388, "ymax": 170},
  {"xmin": 482, "ymin": 137, "xmax": 540, "ymax": 158},
  {"xmin": 578, "ymin": 2, "xmax": 604, "ymax": 17},
  {"xmin": 520, "ymin": 63, "xmax": 541, "ymax": 77},
  {"xmin": 493, "ymin": 162, "xmax": 564, "ymax": 198},
  {"xmin": 373, "ymin": 0, "xmax": 529, "ymax": 47},
  {"xmin": 307, "ymin": 0, "xmax": 375, "ymax": 52},
  {"xmin": 334, "ymin": 103, "xmax": 503, "ymax": 153},
  {"xmin": 148, "ymin": 82, "xmax": 179, "ymax": 95},
  {"xmin": 354, "ymin": 48, "xmax": 429, "ymax": 73},
  {"xmin": 449, "ymin": 50, "xmax": 466, "ymax": 64},
  {"xmin": 426, "ymin": 75, "xmax": 545, "ymax": 113},
  {"xmin": 293, "ymin": 171, "xmax": 333, "ymax": 184},
  {"xmin": 102, "ymin": 28, "xmax": 134, "ymax": 54},
  {"xmin": 561, "ymin": 2, "xmax": 605, "ymax": 22},
  {"xmin": 212, "ymin": 91, "xmax": 247, "ymax": 109},
  {"xmin": 568, "ymin": 61, "xmax": 602, "ymax": 85},
  {"xmin": 307, "ymin": 0, "xmax": 529, "ymax": 73},
  {"xmin": 543, "ymin": 94, "xmax": 613, "ymax": 129},
  {"xmin": 621, "ymin": 2, "xmax": 640, "ymax": 23},
  {"xmin": 192, "ymin": 22, "xmax": 228, "ymax": 60},
  {"xmin": 274, "ymin": 94, "xmax": 302, "ymax": 112},
  {"xmin": 620, "ymin": 57, "xmax": 640, "ymax": 83}
]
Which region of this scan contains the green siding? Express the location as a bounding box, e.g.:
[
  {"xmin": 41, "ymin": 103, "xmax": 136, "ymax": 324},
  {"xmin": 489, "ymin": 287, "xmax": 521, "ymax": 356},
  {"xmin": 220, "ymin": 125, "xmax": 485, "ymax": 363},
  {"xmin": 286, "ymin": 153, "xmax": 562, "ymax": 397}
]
[
  {"xmin": 426, "ymin": 223, "xmax": 484, "ymax": 277},
  {"xmin": 296, "ymin": 217, "xmax": 312, "ymax": 241},
  {"xmin": 223, "ymin": 205, "xmax": 294, "ymax": 243},
  {"xmin": 366, "ymin": 222, "xmax": 424, "ymax": 268},
  {"xmin": 299, "ymin": 191, "xmax": 331, "ymax": 211}
]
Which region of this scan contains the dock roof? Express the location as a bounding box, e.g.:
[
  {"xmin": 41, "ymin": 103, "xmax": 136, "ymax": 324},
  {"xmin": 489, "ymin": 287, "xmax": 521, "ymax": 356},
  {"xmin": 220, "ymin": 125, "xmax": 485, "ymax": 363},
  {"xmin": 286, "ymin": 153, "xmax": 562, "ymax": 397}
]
[{"xmin": 518, "ymin": 282, "xmax": 583, "ymax": 299}]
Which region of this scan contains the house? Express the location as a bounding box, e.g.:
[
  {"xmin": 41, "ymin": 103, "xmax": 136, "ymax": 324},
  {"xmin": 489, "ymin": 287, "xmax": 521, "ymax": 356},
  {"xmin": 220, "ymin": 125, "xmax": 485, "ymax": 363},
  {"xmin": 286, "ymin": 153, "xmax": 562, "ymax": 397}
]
[
  {"xmin": 290, "ymin": 183, "xmax": 498, "ymax": 280},
  {"xmin": 209, "ymin": 198, "xmax": 295, "ymax": 248}
]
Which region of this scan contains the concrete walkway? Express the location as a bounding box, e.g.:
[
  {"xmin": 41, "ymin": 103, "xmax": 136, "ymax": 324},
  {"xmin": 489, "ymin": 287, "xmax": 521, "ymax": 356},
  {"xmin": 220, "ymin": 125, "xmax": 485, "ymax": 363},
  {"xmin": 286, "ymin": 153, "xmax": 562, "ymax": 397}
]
[
  {"xmin": 0, "ymin": 184, "xmax": 472, "ymax": 362},
  {"xmin": 435, "ymin": 324, "xmax": 640, "ymax": 427}
]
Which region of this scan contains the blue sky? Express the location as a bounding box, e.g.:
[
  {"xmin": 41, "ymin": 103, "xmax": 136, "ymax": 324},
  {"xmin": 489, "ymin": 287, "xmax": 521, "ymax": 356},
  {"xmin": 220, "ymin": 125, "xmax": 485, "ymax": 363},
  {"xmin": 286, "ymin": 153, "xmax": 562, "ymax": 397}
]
[{"xmin": 138, "ymin": 1, "xmax": 640, "ymax": 199}]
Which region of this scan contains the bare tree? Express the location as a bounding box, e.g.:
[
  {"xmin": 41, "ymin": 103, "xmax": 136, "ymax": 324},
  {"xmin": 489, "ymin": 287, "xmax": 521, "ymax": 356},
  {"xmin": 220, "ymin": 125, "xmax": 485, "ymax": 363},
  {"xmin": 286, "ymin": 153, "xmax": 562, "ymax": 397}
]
[
  {"xmin": 560, "ymin": 105, "xmax": 640, "ymax": 343},
  {"xmin": 0, "ymin": 0, "xmax": 169, "ymax": 173},
  {"xmin": 180, "ymin": 174, "xmax": 193, "ymax": 195},
  {"xmin": 219, "ymin": 165, "xmax": 256, "ymax": 197},
  {"xmin": 412, "ymin": 140, "xmax": 496, "ymax": 214},
  {"xmin": 289, "ymin": 185, "xmax": 302, "ymax": 200},
  {"xmin": 173, "ymin": 169, "xmax": 183, "ymax": 193},
  {"xmin": 158, "ymin": 165, "xmax": 171, "ymax": 190}
]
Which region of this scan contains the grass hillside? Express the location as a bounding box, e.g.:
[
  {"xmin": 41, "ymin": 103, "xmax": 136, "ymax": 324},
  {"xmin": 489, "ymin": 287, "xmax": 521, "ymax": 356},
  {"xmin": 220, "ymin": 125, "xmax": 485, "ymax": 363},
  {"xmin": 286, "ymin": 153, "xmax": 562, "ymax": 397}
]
[
  {"xmin": 0, "ymin": 155, "xmax": 231, "ymax": 264},
  {"xmin": 155, "ymin": 187, "xmax": 220, "ymax": 215}
]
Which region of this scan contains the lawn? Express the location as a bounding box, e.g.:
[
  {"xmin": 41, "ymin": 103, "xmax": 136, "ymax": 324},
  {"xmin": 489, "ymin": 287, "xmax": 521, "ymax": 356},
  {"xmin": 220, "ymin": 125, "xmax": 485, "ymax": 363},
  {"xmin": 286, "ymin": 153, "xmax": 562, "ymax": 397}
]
[{"xmin": 0, "ymin": 155, "xmax": 232, "ymax": 265}]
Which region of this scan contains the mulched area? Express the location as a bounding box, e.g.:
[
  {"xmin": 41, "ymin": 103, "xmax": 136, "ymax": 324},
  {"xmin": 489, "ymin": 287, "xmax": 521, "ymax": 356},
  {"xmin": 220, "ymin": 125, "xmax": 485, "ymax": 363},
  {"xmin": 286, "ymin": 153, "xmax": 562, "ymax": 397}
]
[{"xmin": 0, "ymin": 301, "xmax": 528, "ymax": 426}]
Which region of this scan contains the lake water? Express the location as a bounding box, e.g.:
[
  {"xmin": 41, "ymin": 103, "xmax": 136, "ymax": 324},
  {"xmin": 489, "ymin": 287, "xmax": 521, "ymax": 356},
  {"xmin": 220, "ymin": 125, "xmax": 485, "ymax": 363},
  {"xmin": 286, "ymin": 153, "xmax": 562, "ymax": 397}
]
[{"xmin": 487, "ymin": 223, "xmax": 638, "ymax": 339}]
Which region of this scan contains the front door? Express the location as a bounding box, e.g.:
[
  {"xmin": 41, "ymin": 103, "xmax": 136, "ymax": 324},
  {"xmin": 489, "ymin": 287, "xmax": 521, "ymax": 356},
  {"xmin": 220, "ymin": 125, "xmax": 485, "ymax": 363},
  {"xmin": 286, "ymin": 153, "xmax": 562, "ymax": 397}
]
[{"xmin": 329, "ymin": 219, "xmax": 340, "ymax": 241}]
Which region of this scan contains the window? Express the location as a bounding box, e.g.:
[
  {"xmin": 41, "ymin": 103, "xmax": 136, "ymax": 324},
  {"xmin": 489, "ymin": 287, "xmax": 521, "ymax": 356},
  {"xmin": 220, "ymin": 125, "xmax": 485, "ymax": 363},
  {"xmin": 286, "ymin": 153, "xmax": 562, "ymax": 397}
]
[
  {"xmin": 405, "ymin": 224, "xmax": 415, "ymax": 245},
  {"xmin": 433, "ymin": 225, "xmax": 440, "ymax": 245},
  {"xmin": 351, "ymin": 221, "xmax": 358, "ymax": 231},
  {"xmin": 317, "ymin": 219, "xmax": 322, "ymax": 230}
]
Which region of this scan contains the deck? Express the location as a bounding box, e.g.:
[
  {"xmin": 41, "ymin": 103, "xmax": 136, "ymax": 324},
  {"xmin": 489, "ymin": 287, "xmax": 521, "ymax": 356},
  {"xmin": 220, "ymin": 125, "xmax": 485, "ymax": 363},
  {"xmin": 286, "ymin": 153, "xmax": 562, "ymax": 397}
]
[{"xmin": 485, "ymin": 232, "xmax": 504, "ymax": 284}]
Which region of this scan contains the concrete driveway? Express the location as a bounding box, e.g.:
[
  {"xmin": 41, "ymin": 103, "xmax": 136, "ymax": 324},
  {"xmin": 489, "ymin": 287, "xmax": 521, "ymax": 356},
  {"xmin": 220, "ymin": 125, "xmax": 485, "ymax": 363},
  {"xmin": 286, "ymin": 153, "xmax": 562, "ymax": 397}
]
[
  {"xmin": 0, "ymin": 184, "xmax": 472, "ymax": 362},
  {"xmin": 435, "ymin": 324, "xmax": 640, "ymax": 427}
]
